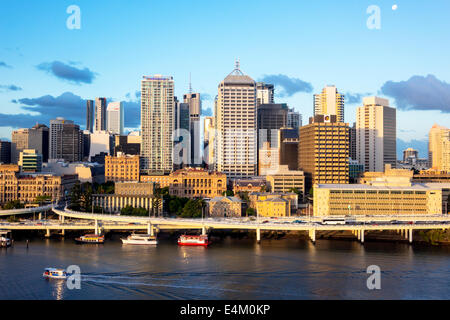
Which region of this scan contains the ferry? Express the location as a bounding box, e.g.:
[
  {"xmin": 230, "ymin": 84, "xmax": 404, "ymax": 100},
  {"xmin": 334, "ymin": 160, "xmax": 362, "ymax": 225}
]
[
  {"xmin": 178, "ymin": 234, "xmax": 210, "ymax": 247},
  {"xmin": 75, "ymin": 234, "xmax": 105, "ymax": 244},
  {"xmin": 121, "ymin": 234, "xmax": 158, "ymax": 245},
  {"xmin": 43, "ymin": 268, "xmax": 67, "ymax": 279},
  {"xmin": 0, "ymin": 231, "xmax": 12, "ymax": 248}
]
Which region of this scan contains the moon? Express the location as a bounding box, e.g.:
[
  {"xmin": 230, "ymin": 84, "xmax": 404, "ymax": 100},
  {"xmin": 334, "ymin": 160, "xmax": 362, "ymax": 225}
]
[{"xmin": 392, "ymin": 4, "xmax": 398, "ymax": 10}]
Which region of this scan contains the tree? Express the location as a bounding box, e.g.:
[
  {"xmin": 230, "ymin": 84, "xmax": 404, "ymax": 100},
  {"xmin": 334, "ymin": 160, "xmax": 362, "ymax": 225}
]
[
  {"xmin": 246, "ymin": 208, "xmax": 256, "ymax": 217},
  {"xmin": 34, "ymin": 195, "xmax": 51, "ymax": 205},
  {"xmin": 3, "ymin": 200, "xmax": 24, "ymax": 210},
  {"xmin": 80, "ymin": 183, "xmax": 93, "ymax": 213},
  {"xmin": 309, "ymin": 187, "xmax": 314, "ymax": 197},
  {"xmin": 222, "ymin": 190, "xmax": 234, "ymax": 197},
  {"xmin": 69, "ymin": 182, "xmax": 82, "ymax": 211},
  {"xmin": 181, "ymin": 199, "xmax": 203, "ymax": 218}
]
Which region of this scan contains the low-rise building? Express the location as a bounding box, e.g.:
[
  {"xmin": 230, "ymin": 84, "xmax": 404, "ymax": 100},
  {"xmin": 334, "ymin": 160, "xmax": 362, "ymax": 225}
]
[
  {"xmin": 208, "ymin": 196, "xmax": 243, "ymax": 217},
  {"xmin": 105, "ymin": 153, "xmax": 140, "ymax": 183},
  {"xmin": 249, "ymin": 192, "xmax": 298, "ymax": 213},
  {"xmin": 413, "ymin": 170, "xmax": 450, "ymax": 183},
  {"xmin": 43, "ymin": 160, "xmax": 105, "ymax": 184},
  {"xmin": 18, "ymin": 149, "xmax": 42, "ymax": 173},
  {"xmin": 232, "ymin": 178, "xmax": 267, "ymax": 194},
  {"xmin": 256, "ymin": 197, "xmax": 290, "ymax": 217},
  {"xmin": 266, "ymin": 165, "xmax": 305, "ymax": 196}
]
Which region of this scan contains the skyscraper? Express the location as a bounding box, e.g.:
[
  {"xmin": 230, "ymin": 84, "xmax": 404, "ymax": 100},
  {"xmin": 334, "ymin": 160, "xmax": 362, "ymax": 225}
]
[
  {"xmin": 203, "ymin": 116, "xmax": 215, "ymax": 167},
  {"xmin": 356, "ymin": 97, "xmax": 396, "ymax": 172},
  {"xmin": 184, "ymin": 93, "xmax": 202, "ymax": 166},
  {"xmin": 0, "ymin": 140, "xmax": 11, "ymax": 164},
  {"xmin": 86, "ymin": 100, "xmax": 94, "ymax": 133},
  {"xmin": 214, "ymin": 62, "xmax": 257, "ymax": 178},
  {"xmin": 140, "ymin": 75, "xmax": 175, "ymax": 175},
  {"xmin": 95, "ymin": 97, "xmax": 107, "ymax": 132},
  {"xmin": 287, "ymin": 108, "xmax": 302, "ymax": 129},
  {"xmin": 49, "ymin": 118, "xmax": 83, "ymax": 162},
  {"xmin": 174, "ymin": 98, "xmax": 191, "ymax": 168},
  {"xmin": 429, "ymin": 123, "xmax": 450, "ymax": 172},
  {"xmin": 10, "ymin": 124, "xmax": 48, "ymax": 163},
  {"xmin": 256, "ymin": 82, "xmax": 274, "ymax": 106},
  {"xmin": 107, "ymin": 102, "xmax": 124, "ymax": 135},
  {"xmin": 314, "ymin": 85, "xmax": 345, "ymax": 123}
]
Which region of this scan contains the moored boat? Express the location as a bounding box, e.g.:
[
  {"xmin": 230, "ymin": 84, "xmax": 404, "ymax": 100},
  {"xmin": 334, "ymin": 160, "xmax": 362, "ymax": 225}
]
[
  {"xmin": 75, "ymin": 234, "xmax": 105, "ymax": 244},
  {"xmin": 0, "ymin": 231, "xmax": 12, "ymax": 248},
  {"xmin": 43, "ymin": 268, "xmax": 67, "ymax": 279},
  {"xmin": 178, "ymin": 234, "xmax": 210, "ymax": 247},
  {"xmin": 121, "ymin": 234, "xmax": 158, "ymax": 245}
]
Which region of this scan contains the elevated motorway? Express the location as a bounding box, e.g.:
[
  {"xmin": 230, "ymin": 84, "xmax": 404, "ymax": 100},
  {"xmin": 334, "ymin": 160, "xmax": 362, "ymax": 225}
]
[{"xmin": 0, "ymin": 204, "xmax": 53, "ymax": 217}]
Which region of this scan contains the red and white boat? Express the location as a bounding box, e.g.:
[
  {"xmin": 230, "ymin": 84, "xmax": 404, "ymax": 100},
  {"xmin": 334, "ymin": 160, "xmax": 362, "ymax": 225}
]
[{"xmin": 178, "ymin": 234, "xmax": 210, "ymax": 247}]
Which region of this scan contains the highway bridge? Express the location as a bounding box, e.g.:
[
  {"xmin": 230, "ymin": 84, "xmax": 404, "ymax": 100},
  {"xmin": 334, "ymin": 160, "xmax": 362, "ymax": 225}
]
[{"xmin": 0, "ymin": 206, "xmax": 448, "ymax": 244}]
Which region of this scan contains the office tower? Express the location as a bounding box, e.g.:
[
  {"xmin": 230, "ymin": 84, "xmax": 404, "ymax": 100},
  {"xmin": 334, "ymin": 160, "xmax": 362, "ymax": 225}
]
[
  {"xmin": 49, "ymin": 118, "xmax": 83, "ymax": 162},
  {"xmin": 356, "ymin": 97, "xmax": 396, "ymax": 172},
  {"xmin": 18, "ymin": 149, "xmax": 42, "ymax": 173},
  {"xmin": 140, "ymin": 75, "xmax": 175, "ymax": 175},
  {"xmin": 11, "ymin": 129, "xmax": 29, "ymax": 164},
  {"xmin": 278, "ymin": 128, "xmax": 299, "ymax": 170},
  {"xmin": 349, "ymin": 122, "xmax": 357, "ymax": 161},
  {"xmin": 314, "ymin": 85, "xmax": 345, "ymax": 123},
  {"xmin": 29, "ymin": 124, "xmax": 49, "ymax": 163},
  {"xmin": 256, "ymin": 82, "xmax": 274, "ymax": 106},
  {"xmin": 114, "ymin": 135, "xmax": 140, "ymax": 156},
  {"xmin": 258, "ymin": 141, "xmax": 279, "ymax": 175},
  {"xmin": 287, "ymin": 108, "xmax": 302, "ymax": 129},
  {"xmin": 214, "ymin": 62, "xmax": 257, "ymax": 178},
  {"xmin": 174, "ymin": 99, "xmax": 191, "ymax": 168},
  {"xmin": 299, "ymin": 115, "xmax": 349, "ymax": 186},
  {"xmin": 0, "ymin": 140, "xmax": 11, "ymax": 164},
  {"xmin": 184, "ymin": 93, "xmax": 202, "ymax": 166},
  {"xmin": 86, "ymin": 100, "xmax": 94, "ymax": 133},
  {"xmin": 89, "ymin": 131, "xmax": 114, "ymax": 162},
  {"xmin": 95, "ymin": 97, "xmax": 107, "ymax": 132},
  {"xmin": 82, "ymin": 130, "xmax": 91, "ymax": 161},
  {"xmin": 107, "ymin": 101, "xmax": 124, "ymax": 135},
  {"xmin": 429, "ymin": 123, "xmax": 450, "ymax": 172},
  {"xmin": 403, "ymin": 148, "xmax": 419, "ymax": 163},
  {"xmin": 203, "ymin": 116, "xmax": 215, "ymax": 168}
]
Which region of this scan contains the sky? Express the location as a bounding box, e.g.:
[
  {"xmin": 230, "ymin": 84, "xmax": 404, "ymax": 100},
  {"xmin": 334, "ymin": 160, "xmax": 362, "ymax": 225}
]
[{"xmin": 0, "ymin": 0, "xmax": 449, "ymax": 159}]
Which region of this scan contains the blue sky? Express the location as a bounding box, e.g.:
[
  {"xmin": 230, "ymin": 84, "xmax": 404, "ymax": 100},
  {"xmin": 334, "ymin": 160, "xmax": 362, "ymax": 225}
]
[{"xmin": 1, "ymin": 0, "xmax": 449, "ymax": 158}]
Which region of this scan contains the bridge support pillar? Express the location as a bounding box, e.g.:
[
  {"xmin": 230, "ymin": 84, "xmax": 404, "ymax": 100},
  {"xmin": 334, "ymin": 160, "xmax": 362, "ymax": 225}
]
[
  {"xmin": 61, "ymin": 229, "xmax": 65, "ymax": 236},
  {"xmin": 256, "ymin": 228, "xmax": 261, "ymax": 243},
  {"xmin": 357, "ymin": 230, "xmax": 361, "ymax": 240},
  {"xmin": 202, "ymin": 226, "xmax": 207, "ymax": 236},
  {"xmin": 147, "ymin": 223, "xmax": 152, "ymax": 235},
  {"xmin": 361, "ymin": 230, "xmax": 365, "ymax": 244},
  {"xmin": 409, "ymin": 229, "xmax": 413, "ymax": 243},
  {"xmin": 38, "ymin": 213, "xmax": 42, "ymax": 220},
  {"xmin": 61, "ymin": 216, "xmax": 65, "ymax": 223},
  {"xmin": 95, "ymin": 219, "xmax": 99, "ymax": 235},
  {"xmin": 309, "ymin": 229, "xmax": 316, "ymax": 244},
  {"xmin": 45, "ymin": 229, "xmax": 50, "ymax": 238}
]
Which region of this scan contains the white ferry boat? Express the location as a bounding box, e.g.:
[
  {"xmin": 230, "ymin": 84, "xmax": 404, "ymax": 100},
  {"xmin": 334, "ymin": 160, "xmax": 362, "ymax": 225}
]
[
  {"xmin": 178, "ymin": 234, "xmax": 210, "ymax": 247},
  {"xmin": 75, "ymin": 234, "xmax": 105, "ymax": 244},
  {"xmin": 43, "ymin": 268, "xmax": 67, "ymax": 279},
  {"xmin": 0, "ymin": 230, "xmax": 12, "ymax": 248},
  {"xmin": 121, "ymin": 234, "xmax": 158, "ymax": 245}
]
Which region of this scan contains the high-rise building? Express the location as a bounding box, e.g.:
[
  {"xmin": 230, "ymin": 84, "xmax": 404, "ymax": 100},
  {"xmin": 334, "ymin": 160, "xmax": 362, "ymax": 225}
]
[
  {"xmin": 429, "ymin": 123, "xmax": 450, "ymax": 172},
  {"xmin": 214, "ymin": 62, "xmax": 257, "ymax": 178},
  {"xmin": 86, "ymin": 100, "xmax": 94, "ymax": 133},
  {"xmin": 203, "ymin": 116, "xmax": 215, "ymax": 168},
  {"xmin": 356, "ymin": 97, "xmax": 396, "ymax": 172},
  {"xmin": 140, "ymin": 75, "xmax": 175, "ymax": 174},
  {"xmin": 11, "ymin": 124, "xmax": 48, "ymax": 164},
  {"xmin": 349, "ymin": 122, "xmax": 357, "ymax": 161},
  {"xmin": 0, "ymin": 140, "xmax": 11, "ymax": 164},
  {"xmin": 184, "ymin": 93, "xmax": 202, "ymax": 166},
  {"xmin": 106, "ymin": 101, "xmax": 124, "ymax": 135},
  {"xmin": 287, "ymin": 108, "xmax": 302, "ymax": 129},
  {"xmin": 95, "ymin": 97, "xmax": 107, "ymax": 132},
  {"xmin": 257, "ymin": 103, "xmax": 289, "ymax": 145},
  {"xmin": 403, "ymin": 148, "xmax": 419, "ymax": 163},
  {"xmin": 18, "ymin": 149, "xmax": 42, "ymax": 173},
  {"xmin": 278, "ymin": 128, "xmax": 299, "ymax": 170},
  {"xmin": 314, "ymin": 85, "xmax": 345, "ymax": 123},
  {"xmin": 174, "ymin": 99, "xmax": 191, "ymax": 168},
  {"xmin": 114, "ymin": 135, "xmax": 140, "ymax": 156},
  {"xmin": 49, "ymin": 118, "xmax": 83, "ymax": 162},
  {"xmin": 11, "ymin": 129, "xmax": 29, "ymax": 164},
  {"xmin": 299, "ymin": 115, "xmax": 349, "ymax": 186},
  {"xmin": 256, "ymin": 82, "xmax": 274, "ymax": 106}
]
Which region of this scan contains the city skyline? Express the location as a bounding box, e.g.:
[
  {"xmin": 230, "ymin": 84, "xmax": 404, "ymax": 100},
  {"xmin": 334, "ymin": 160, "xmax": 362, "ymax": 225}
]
[{"xmin": 1, "ymin": 1, "xmax": 450, "ymax": 159}]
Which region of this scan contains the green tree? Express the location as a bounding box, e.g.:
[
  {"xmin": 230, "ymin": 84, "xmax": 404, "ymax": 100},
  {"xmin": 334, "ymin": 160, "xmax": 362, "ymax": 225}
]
[
  {"xmin": 222, "ymin": 190, "xmax": 234, "ymax": 197},
  {"xmin": 34, "ymin": 195, "xmax": 51, "ymax": 205},
  {"xmin": 181, "ymin": 199, "xmax": 203, "ymax": 218},
  {"xmin": 3, "ymin": 200, "xmax": 24, "ymax": 210},
  {"xmin": 69, "ymin": 182, "xmax": 82, "ymax": 211},
  {"xmin": 309, "ymin": 187, "xmax": 314, "ymax": 197},
  {"xmin": 246, "ymin": 207, "xmax": 256, "ymax": 217},
  {"xmin": 80, "ymin": 183, "xmax": 93, "ymax": 212},
  {"xmin": 121, "ymin": 206, "xmax": 134, "ymax": 216}
]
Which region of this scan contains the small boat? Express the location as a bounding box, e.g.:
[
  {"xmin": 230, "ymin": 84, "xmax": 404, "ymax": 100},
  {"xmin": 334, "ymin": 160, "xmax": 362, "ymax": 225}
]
[
  {"xmin": 43, "ymin": 268, "xmax": 67, "ymax": 279},
  {"xmin": 178, "ymin": 234, "xmax": 210, "ymax": 247},
  {"xmin": 121, "ymin": 234, "xmax": 158, "ymax": 245},
  {"xmin": 75, "ymin": 234, "xmax": 105, "ymax": 244},
  {"xmin": 0, "ymin": 231, "xmax": 12, "ymax": 248}
]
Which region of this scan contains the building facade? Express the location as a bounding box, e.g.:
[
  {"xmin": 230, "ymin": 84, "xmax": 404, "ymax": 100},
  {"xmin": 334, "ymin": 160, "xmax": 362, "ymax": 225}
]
[
  {"xmin": 278, "ymin": 128, "xmax": 299, "ymax": 171},
  {"xmin": 429, "ymin": 124, "xmax": 450, "ymax": 172},
  {"xmin": 184, "ymin": 93, "xmax": 202, "ymax": 166},
  {"xmin": 141, "ymin": 75, "xmax": 175, "ymax": 175},
  {"xmin": 0, "ymin": 140, "xmax": 11, "ymax": 164},
  {"xmin": 314, "ymin": 85, "xmax": 345, "ymax": 123},
  {"xmin": 86, "ymin": 100, "xmax": 94, "ymax": 133},
  {"xmin": 19, "ymin": 149, "xmax": 42, "ymax": 173},
  {"xmin": 49, "ymin": 118, "xmax": 83, "ymax": 162},
  {"xmin": 105, "ymin": 153, "xmax": 140, "ymax": 183},
  {"xmin": 256, "ymin": 82, "xmax": 274, "ymax": 106},
  {"xmin": 266, "ymin": 165, "xmax": 305, "ymax": 196},
  {"xmin": 107, "ymin": 101, "xmax": 124, "ymax": 135},
  {"xmin": 208, "ymin": 196, "xmax": 243, "ymax": 217},
  {"xmin": 356, "ymin": 97, "xmax": 396, "ymax": 172},
  {"xmin": 256, "ymin": 197, "xmax": 290, "ymax": 217},
  {"xmin": 95, "ymin": 97, "xmax": 107, "ymax": 132}
]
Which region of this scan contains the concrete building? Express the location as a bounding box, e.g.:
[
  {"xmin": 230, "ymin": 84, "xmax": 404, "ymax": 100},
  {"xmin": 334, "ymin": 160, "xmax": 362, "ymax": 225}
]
[
  {"xmin": 266, "ymin": 165, "xmax": 305, "ymax": 196},
  {"xmin": 278, "ymin": 128, "xmax": 299, "ymax": 171},
  {"xmin": 249, "ymin": 192, "xmax": 298, "ymax": 213},
  {"xmin": 314, "ymin": 85, "xmax": 345, "ymax": 123},
  {"xmin": 256, "ymin": 197, "xmax": 290, "ymax": 217},
  {"xmin": 258, "ymin": 141, "xmax": 279, "ymax": 176},
  {"xmin": 11, "ymin": 124, "xmax": 49, "ymax": 164},
  {"xmin": 43, "ymin": 160, "xmax": 105, "ymax": 184},
  {"xmin": 403, "ymin": 148, "xmax": 419, "ymax": 163},
  {"xmin": 349, "ymin": 122, "xmax": 357, "ymax": 161},
  {"xmin": 106, "ymin": 101, "xmax": 124, "ymax": 135},
  {"xmin": 214, "ymin": 61, "xmax": 257, "ymax": 178},
  {"xmin": 287, "ymin": 108, "xmax": 301, "ymax": 129},
  {"xmin": 18, "ymin": 149, "xmax": 42, "ymax": 173},
  {"xmin": 105, "ymin": 153, "xmax": 140, "ymax": 183},
  {"xmin": 356, "ymin": 97, "xmax": 396, "ymax": 172},
  {"xmin": 94, "ymin": 97, "xmax": 107, "ymax": 132},
  {"xmin": 49, "ymin": 118, "xmax": 83, "ymax": 163},
  {"xmin": 89, "ymin": 131, "xmax": 114, "ymax": 162},
  {"xmin": 174, "ymin": 99, "xmax": 191, "ymax": 168},
  {"xmin": 86, "ymin": 100, "xmax": 94, "ymax": 133},
  {"xmin": 208, "ymin": 196, "xmax": 243, "ymax": 217},
  {"xmin": 93, "ymin": 182, "xmax": 158, "ymax": 214},
  {"xmin": 349, "ymin": 159, "xmax": 364, "ymax": 183},
  {"xmin": 299, "ymin": 115, "xmax": 349, "ymax": 186},
  {"xmin": 256, "ymin": 82, "xmax": 274, "ymax": 106},
  {"xmin": 257, "ymin": 103, "xmax": 288, "ymax": 153},
  {"xmin": 0, "ymin": 140, "xmax": 11, "ymax": 164},
  {"xmin": 114, "ymin": 135, "xmax": 140, "ymax": 156},
  {"xmin": 203, "ymin": 116, "xmax": 215, "ymax": 167},
  {"xmin": 184, "ymin": 93, "xmax": 202, "ymax": 166},
  {"xmin": 232, "ymin": 178, "xmax": 267, "ymax": 194},
  {"xmin": 0, "ymin": 164, "xmax": 76, "ymax": 205},
  {"xmin": 141, "ymin": 75, "xmax": 175, "ymax": 175},
  {"xmin": 429, "ymin": 124, "xmax": 450, "ymax": 172}
]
